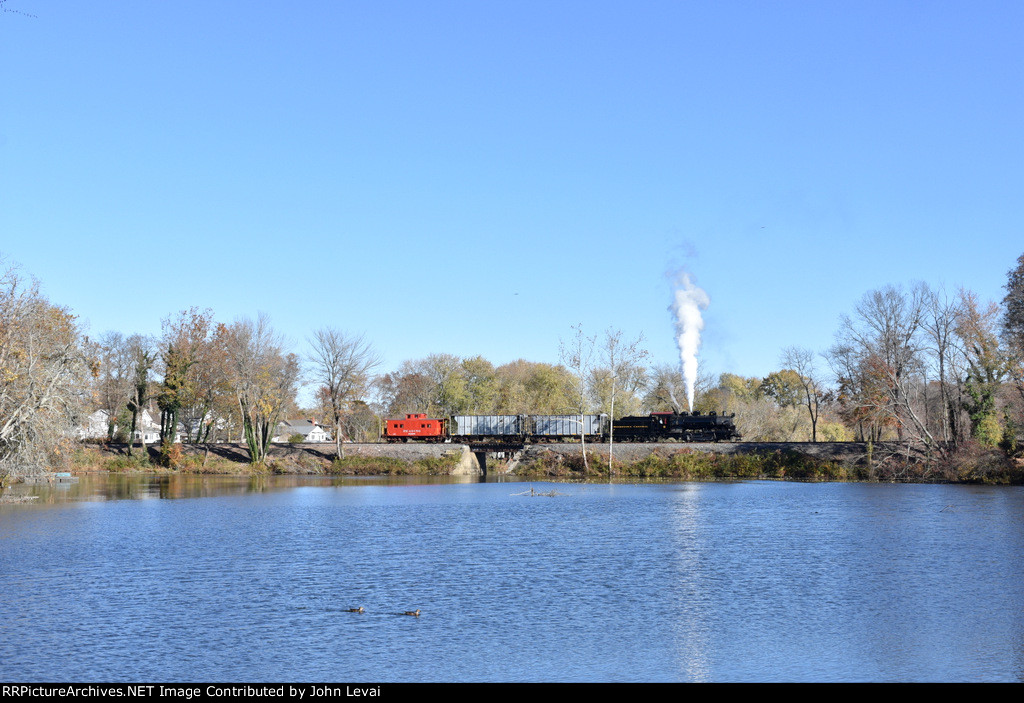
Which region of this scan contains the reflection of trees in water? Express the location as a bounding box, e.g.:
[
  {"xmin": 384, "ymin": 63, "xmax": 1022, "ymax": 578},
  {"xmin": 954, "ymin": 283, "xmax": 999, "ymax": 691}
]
[
  {"xmin": 248, "ymin": 475, "xmax": 268, "ymax": 493},
  {"xmin": 5, "ymin": 473, "xmax": 499, "ymax": 507}
]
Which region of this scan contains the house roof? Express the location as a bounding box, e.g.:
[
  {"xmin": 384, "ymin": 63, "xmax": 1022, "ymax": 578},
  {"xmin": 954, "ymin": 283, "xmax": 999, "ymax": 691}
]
[{"xmin": 277, "ymin": 419, "xmax": 325, "ymax": 436}]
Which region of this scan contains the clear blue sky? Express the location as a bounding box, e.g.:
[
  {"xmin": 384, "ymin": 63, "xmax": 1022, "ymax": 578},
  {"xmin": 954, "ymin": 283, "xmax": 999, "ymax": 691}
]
[{"xmin": 2, "ymin": 1, "xmax": 1021, "ymax": 389}]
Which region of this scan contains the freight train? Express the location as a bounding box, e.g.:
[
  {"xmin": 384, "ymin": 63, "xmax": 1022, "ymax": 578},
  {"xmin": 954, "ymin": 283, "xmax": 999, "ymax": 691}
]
[{"xmin": 383, "ymin": 411, "xmax": 741, "ymax": 443}]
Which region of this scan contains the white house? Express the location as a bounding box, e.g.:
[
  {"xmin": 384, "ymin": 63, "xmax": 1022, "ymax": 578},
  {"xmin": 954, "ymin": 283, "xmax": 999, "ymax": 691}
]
[
  {"xmin": 77, "ymin": 408, "xmax": 169, "ymax": 443},
  {"xmin": 273, "ymin": 419, "xmax": 332, "ymax": 443},
  {"xmin": 78, "ymin": 409, "xmax": 115, "ymax": 439},
  {"xmin": 133, "ymin": 409, "xmax": 164, "ymax": 444}
]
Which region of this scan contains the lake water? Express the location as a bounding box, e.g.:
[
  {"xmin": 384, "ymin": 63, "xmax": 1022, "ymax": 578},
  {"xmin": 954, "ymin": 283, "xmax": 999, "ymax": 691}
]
[{"xmin": 1, "ymin": 474, "xmax": 1022, "ymax": 682}]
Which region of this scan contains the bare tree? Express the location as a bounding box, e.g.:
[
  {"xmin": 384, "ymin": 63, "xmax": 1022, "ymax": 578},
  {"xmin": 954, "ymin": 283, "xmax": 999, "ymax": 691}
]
[
  {"xmin": 831, "ymin": 284, "xmax": 938, "ymax": 454},
  {"xmin": 307, "ymin": 328, "xmax": 381, "ymax": 458},
  {"xmin": 921, "ymin": 286, "xmax": 962, "ymax": 443},
  {"xmin": 644, "ymin": 364, "xmax": 686, "ymax": 412},
  {"xmin": 94, "ymin": 331, "xmax": 136, "ymax": 441},
  {"xmin": 599, "ymin": 328, "xmax": 648, "ymax": 472},
  {"xmin": 0, "ymin": 264, "xmax": 90, "ymax": 479},
  {"xmin": 124, "ymin": 335, "xmax": 156, "ymax": 457},
  {"xmin": 377, "ymin": 365, "xmax": 434, "ymax": 417},
  {"xmin": 781, "ymin": 346, "xmax": 824, "ymax": 442},
  {"xmin": 559, "ymin": 324, "xmax": 597, "ymax": 472}
]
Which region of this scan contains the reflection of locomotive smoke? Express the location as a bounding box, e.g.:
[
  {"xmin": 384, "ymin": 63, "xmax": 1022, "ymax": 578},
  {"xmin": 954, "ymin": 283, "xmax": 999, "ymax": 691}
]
[{"xmin": 670, "ymin": 271, "xmax": 709, "ymax": 411}]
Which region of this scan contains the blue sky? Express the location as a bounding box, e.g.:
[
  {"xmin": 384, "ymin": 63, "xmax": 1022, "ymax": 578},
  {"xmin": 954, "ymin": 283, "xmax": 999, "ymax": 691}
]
[{"xmin": 1, "ymin": 1, "xmax": 1021, "ymax": 389}]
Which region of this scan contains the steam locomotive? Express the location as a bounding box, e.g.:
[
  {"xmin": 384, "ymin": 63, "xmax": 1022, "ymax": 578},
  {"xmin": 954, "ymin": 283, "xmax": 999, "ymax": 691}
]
[
  {"xmin": 612, "ymin": 411, "xmax": 742, "ymax": 442},
  {"xmin": 383, "ymin": 411, "xmax": 741, "ymax": 443}
]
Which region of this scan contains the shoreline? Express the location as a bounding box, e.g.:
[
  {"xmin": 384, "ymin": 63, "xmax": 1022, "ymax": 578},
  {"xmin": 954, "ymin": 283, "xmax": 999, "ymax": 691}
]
[{"xmin": 29, "ymin": 441, "xmax": 1024, "ymax": 485}]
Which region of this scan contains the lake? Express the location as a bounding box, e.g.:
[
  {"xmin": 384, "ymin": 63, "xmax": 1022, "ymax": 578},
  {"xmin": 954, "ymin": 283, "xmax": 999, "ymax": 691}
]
[{"xmin": 1, "ymin": 474, "xmax": 1022, "ymax": 682}]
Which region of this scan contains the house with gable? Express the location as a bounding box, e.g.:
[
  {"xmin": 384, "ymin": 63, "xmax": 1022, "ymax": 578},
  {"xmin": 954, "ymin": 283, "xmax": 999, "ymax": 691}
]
[
  {"xmin": 77, "ymin": 408, "xmax": 168, "ymax": 444},
  {"xmin": 273, "ymin": 419, "xmax": 332, "ymax": 443}
]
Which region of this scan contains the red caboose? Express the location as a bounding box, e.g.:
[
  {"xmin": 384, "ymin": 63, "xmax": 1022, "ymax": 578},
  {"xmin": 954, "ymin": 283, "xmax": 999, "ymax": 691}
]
[{"xmin": 383, "ymin": 413, "xmax": 447, "ymax": 442}]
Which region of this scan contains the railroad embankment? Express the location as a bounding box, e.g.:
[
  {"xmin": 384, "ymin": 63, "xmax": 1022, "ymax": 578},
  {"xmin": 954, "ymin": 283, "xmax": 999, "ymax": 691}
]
[
  {"xmin": 63, "ymin": 440, "xmax": 1022, "ymax": 483},
  {"xmin": 512, "ymin": 441, "xmax": 1022, "ymax": 483},
  {"xmin": 513, "ymin": 442, "xmax": 865, "ymax": 480},
  {"xmin": 71, "ymin": 442, "xmax": 480, "ymax": 476}
]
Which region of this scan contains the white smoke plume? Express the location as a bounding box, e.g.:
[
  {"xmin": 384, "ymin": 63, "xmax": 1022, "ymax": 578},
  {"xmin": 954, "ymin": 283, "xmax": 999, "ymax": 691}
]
[{"xmin": 670, "ymin": 271, "xmax": 709, "ymax": 411}]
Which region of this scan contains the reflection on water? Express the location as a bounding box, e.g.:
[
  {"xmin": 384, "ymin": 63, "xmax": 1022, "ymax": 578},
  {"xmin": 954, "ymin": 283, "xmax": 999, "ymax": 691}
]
[
  {"xmin": 1, "ymin": 475, "xmax": 1023, "ymax": 682},
  {"xmin": 667, "ymin": 485, "xmax": 712, "ymax": 682},
  {"xmin": 1, "ymin": 472, "xmax": 495, "ymax": 504}
]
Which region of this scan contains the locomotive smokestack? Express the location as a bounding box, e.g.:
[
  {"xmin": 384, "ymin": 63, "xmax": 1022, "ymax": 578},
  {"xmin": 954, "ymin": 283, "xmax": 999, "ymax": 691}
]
[{"xmin": 669, "ymin": 270, "xmax": 709, "ymax": 412}]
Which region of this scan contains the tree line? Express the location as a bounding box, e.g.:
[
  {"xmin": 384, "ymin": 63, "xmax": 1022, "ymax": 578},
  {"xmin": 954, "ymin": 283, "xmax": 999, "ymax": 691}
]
[
  {"xmin": 697, "ymin": 258, "xmax": 1024, "ymax": 465},
  {"xmin": 2, "ymin": 253, "xmax": 1023, "ymax": 478}
]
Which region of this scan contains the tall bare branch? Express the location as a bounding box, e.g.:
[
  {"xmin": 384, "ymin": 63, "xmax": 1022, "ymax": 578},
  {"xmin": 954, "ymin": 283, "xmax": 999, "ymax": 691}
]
[{"xmin": 307, "ymin": 328, "xmax": 381, "ymax": 459}]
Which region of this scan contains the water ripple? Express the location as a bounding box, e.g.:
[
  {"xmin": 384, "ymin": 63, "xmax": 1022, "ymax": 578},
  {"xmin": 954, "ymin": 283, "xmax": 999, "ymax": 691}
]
[{"xmin": 1, "ymin": 477, "xmax": 1023, "ymax": 682}]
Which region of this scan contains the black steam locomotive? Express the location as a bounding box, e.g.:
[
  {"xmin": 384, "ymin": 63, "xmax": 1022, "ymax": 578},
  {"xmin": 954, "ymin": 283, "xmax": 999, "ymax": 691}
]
[{"xmin": 612, "ymin": 411, "xmax": 741, "ymax": 442}]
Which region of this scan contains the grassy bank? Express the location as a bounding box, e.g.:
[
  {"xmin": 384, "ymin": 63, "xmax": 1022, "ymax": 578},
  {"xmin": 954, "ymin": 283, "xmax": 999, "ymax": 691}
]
[
  {"xmin": 513, "ymin": 446, "xmax": 1024, "ymax": 484},
  {"xmin": 325, "ymin": 454, "xmax": 462, "ymax": 476},
  {"xmin": 67, "ymin": 444, "xmax": 463, "ymax": 477},
  {"xmin": 56, "ymin": 442, "xmax": 1024, "ymax": 484},
  {"xmin": 514, "ymin": 448, "xmax": 857, "ymax": 481}
]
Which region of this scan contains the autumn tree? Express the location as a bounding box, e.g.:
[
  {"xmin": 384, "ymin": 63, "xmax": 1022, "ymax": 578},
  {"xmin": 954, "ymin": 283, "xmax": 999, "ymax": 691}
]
[
  {"xmin": 760, "ymin": 369, "xmax": 805, "ymax": 409},
  {"xmin": 672, "ymin": 371, "xmax": 812, "ymax": 442},
  {"xmin": 421, "ymin": 353, "xmax": 471, "ymax": 416},
  {"xmin": 494, "ymin": 360, "xmax": 575, "ymax": 414},
  {"xmin": 717, "ymin": 369, "xmax": 804, "ymax": 442},
  {"xmin": 0, "ymin": 264, "xmax": 90, "ymax": 478},
  {"xmin": 461, "ymin": 355, "xmax": 499, "ymax": 414},
  {"xmin": 828, "ymin": 284, "xmax": 937, "ymax": 452},
  {"xmin": 223, "ymin": 315, "xmax": 300, "ymax": 465},
  {"xmin": 156, "ymin": 308, "xmax": 216, "ymax": 450},
  {"xmin": 379, "ymin": 356, "xmax": 577, "ymax": 419},
  {"xmin": 827, "ymin": 341, "xmax": 896, "ymax": 441},
  {"xmin": 307, "ymin": 328, "xmax": 381, "ymax": 458},
  {"xmin": 184, "ymin": 322, "xmax": 236, "ymax": 443},
  {"xmin": 378, "ymin": 353, "xmax": 507, "ymax": 418},
  {"xmin": 1003, "ymin": 253, "xmax": 1024, "ymax": 423},
  {"xmin": 955, "ymin": 289, "xmax": 1006, "ymax": 446},
  {"xmin": 717, "ymin": 373, "xmax": 762, "ymax": 404}
]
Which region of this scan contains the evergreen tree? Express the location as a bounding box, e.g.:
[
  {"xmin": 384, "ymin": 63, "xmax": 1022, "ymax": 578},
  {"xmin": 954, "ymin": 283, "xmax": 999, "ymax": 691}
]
[{"xmin": 1002, "ymin": 253, "xmax": 1024, "ymax": 432}]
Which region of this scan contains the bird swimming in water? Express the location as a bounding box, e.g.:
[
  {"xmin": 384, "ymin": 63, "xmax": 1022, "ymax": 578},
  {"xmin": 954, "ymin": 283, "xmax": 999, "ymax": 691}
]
[
  {"xmin": 403, "ymin": 609, "xmax": 420, "ymax": 617},
  {"xmin": 346, "ymin": 607, "xmax": 364, "ymax": 613}
]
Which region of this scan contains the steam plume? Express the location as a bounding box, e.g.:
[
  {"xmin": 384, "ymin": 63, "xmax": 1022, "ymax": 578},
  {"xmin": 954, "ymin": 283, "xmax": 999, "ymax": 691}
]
[{"xmin": 670, "ymin": 272, "xmax": 709, "ymax": 411}]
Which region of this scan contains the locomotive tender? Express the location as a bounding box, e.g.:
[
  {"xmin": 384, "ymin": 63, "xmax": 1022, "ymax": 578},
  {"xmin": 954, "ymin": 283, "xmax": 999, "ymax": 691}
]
[{"xmin": 383, "ymin": 411, "xmax": 741, "ymax": 443}]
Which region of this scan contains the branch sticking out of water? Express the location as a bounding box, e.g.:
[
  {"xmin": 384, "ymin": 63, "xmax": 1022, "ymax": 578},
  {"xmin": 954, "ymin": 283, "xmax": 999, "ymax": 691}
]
[{"xmin": 512, "ymin": 485, "xmax": 567, "ymax": 497}]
